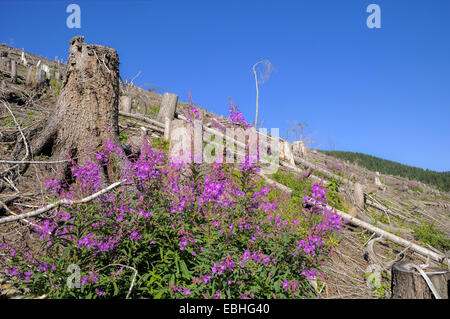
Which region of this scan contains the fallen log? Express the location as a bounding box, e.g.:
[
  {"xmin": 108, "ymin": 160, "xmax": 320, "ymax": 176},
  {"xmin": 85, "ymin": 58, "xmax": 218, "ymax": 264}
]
[
  {"xmin": 119, "ymin": 111, "xmax": 165, "ymax": 129},
  {"xmin": 0, "ymin": 180, "xmax": 126, "ymax": 225}
]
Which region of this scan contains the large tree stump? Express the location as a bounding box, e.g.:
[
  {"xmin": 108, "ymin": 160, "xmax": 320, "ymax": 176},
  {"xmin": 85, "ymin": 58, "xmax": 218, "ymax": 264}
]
[
  {"xmin": 157, "ymin": 93, "xmax": 178, "ymax": 123},
  {"xmin": 30, "ymin": 36, "xmax": 122, "ymax": 177},
  {"xmin": 391, "ymin": 261, "xmax": 449, "ymax": 299}
]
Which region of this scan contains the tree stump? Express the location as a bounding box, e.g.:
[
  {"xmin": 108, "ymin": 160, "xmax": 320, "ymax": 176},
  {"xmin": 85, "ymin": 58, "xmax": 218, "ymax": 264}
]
[
  {"xmin": 26, "ymin": 67, "xmax": 33, "ymax": 86},
  {"xmin": 164, "ymin": 117, "xmax": 171, "ymax": 140},
  {"xmin": 119, "ymin": 95, "xmax": 132, "ymax": 113},
  {"xmin": 293, "ymin": 140, "xmax": 306, "ymax": 158},
  {"xmin": 10, "ymin": 60, "xmax": 16, "ymax": 83},
  {"xmin": 354, "ymin": 182, "xmax": 365, "ymax": 209},
  {"xmin": 157, "ymin": 93, "xmax": 178, "ymax": 122},
  {"xmin": 391, "ymin": 261, "xmax": 449, "ymax": 299},
  {"xmin": 30, "ymin": 35, "xmax": 122, "ymax": 177},
  {"xmin": 280, "ymin": 141, "xmax": 295, "ymax": 167},
  {"xmin": 169, "ymin": 119, "xmax": 192, "ymax": 163},
  {"xmin": 34, "ymin": 69, "xmax": 46, "ymax": 89}
]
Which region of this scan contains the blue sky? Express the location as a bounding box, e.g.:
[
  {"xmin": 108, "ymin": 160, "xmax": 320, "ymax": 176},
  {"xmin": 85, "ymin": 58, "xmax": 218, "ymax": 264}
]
[{"xmin": 1, "ymin": 0, "xmax": 449, "ymax": 171}]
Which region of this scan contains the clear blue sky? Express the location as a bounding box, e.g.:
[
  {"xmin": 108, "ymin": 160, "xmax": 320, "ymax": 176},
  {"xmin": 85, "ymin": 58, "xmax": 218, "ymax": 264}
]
[{"xmin": 1, "ymin": 0, "xmax": 449, "ymax": 171}]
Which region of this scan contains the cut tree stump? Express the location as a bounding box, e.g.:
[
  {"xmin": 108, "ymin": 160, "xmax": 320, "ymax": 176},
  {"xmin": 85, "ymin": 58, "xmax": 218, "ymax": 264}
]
[
  {"xmin": 354, "ymin": 182, "xmax": 365, "ymax": 209},
  {"xmin": 10, "ymin": 60, "xmax": 17, "ymax": 83},
  {"xmin": 157, "ymin": 93, "xmax": 178, "ymax": 122},
  {"xmin": 34, "ymin": 69, "xmax": 46, "ymax": 89},
  {"xmin": 26, "ymin": 67, "xmax": 33, "ymax": 86},
  {"xmin": 391, "ymin": 261, "xmax": 449, "ymax": 299},
  {"xmin": 119, "ymin": 95, "xmax": 132, "ymax": 113},
  {"xmin": 30, "ymin": 35, "xmax": 123, "ymax": 178}
]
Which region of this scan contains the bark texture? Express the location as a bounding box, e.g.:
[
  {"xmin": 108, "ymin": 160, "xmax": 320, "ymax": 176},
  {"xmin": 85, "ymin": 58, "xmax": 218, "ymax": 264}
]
[
  {"xmin": 391, "ymin": 261, "xmax": 449, "ymax": 299},
  {"xmin": 31, "ymin": 36, "xmax": 122, "ymax": 174}
]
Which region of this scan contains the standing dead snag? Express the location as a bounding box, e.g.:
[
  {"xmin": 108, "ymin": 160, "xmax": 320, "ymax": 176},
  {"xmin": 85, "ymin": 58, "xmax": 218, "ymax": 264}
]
[{"xmin": 30, "ymin": 36, "xmax": 123, "ymax": 177}]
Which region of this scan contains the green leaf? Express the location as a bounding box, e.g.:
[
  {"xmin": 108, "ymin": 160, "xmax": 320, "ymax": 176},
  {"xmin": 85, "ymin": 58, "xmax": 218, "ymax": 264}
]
[
  {"xmin": 113, "ymin": 282, "xmax": 119, "ymax": 296},
  {"xmin": 179, "ymin": 260, "xmax": 191, "ymax": 279}
]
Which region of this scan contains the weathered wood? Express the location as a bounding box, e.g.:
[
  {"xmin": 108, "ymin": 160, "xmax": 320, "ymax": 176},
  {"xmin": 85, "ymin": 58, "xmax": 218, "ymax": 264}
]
[
  {"xmin": 391, "ymin": 261, "xmax": 448, "ymax": 299},
  {"xmin": 119, "ymin": 111, "xmax": 165, "ymax": 129},
  {"xmin": 30, "ymin": 35, "xmax": 123, "ymax": 176},
  {"xmin": 34, "ymin": 69, "xmax": 46, "ymax": 88},
  {"xmin": 293, "ymin": 140, "xmax": 306, "ymax": 158},
  {"xmin": 280, "ymin": 140, "xmax": 295, "ymax": 167},
  {"xmin": 193, "ymin": 120, "xmax": 203, "ymax": 163},
  {"xmin": 26, "ymin": 66, "xmax": 33, "ymax": 86},
  {"xmin": 164, "ymin": 117, "xmax": 171, "ymax": 140},
  {"xmin": 157, "ymin": 93, "xmax": 178, "ymax": 122},
  {"xmin": 354, "ymin": 182, "xmax": 365, "ymax": 209},
  {"xmin": 10, "ymin": 60, "xmax": 16, "ymax": 83},
  {"xmin": 119, "ymin": 95, "xmax": 132, "ymax": 113},
  {"xmin": 169, "ymin": 119, "xmax": 192, "ymax": 163},
  {"xmin": 0, "ymin": 180, "xmax": 126, "ymax": 225}
]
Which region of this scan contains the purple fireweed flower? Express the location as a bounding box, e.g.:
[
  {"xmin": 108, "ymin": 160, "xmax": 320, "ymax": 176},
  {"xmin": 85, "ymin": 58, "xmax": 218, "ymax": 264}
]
[
  {"xmin": 5, "ymin": 267, "xmax": 18, "ymax": 277},
  {"xmin": 24, "ymin": 270, "xmax": 34, "ymax": 281},
  {"xmin": 202, "ymin": 275, "xmax": 211, "ymax": 284},
  {"xmin": 95, "ymin": 289, "xmax": 106, "ymax": 296},
  {"xmin": 282, "ymin": 280, "xmax": 290, "ymax": 291},
  {"xmin": 302, "ymin": 267, "xmax": 319, "ymax": 280},
  {"xmin": 81, "ymin": 272, "xmax": 99, "ymax": 286},
  {"xmin": 130, "ymin": 230, "xmax": 142, "ymax": 241}
]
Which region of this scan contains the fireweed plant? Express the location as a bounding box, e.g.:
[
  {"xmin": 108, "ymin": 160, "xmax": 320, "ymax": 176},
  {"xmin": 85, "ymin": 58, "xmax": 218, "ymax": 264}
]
[{"xmin": 0, "ymin": 125, "xmax": 343, "ymax": 300}]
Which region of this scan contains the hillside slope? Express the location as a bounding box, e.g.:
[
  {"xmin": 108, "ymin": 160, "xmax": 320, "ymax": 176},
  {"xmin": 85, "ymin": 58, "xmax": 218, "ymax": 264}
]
[
  {"xmin": 320, "ymin": 150, "xmax": 450, "ymax": 192},
  {"xmin": 1, "ymin": 43, "xmax": 449, "ymax": 299}
]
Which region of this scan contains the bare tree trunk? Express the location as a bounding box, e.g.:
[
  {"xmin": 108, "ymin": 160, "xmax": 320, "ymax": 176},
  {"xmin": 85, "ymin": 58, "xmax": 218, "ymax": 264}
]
[{"xmin": 30, "ymin": 36, "xmax": 122, "ymax": 177}]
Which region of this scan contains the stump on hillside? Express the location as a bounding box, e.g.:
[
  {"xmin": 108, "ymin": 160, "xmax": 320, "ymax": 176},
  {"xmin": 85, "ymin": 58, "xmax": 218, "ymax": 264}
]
[
  {"xmin": 169, "ymin": 119, "xmax": 202, "ymax": 163},
  {"xmin": 353, "ymin": 183, "xmax": 365, "ymax": 209},
  {"xmin": 30, "ymin": 36, "xmax": 123, "ymax": 177},
  {"xmin": 391, "ymin": 261, "xmax": 449, "ymax": 299},
  {"xmin": 119, "ymin": 95, "xmax": 132, "ymax": 113},
  {"xmin": 26, "ymin": 67, "xmax": 33, "ymax": 86},
  {"xmin": 10, "ymin": 60, "xmax": 17, "ymax": 83},
  {"xmin": 34, "ymin": 69, "xmax": 46, "ymax": 89},
  {"xmin": 157, "ymin": 93, "xmax": 178, "ymax": 123}
]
